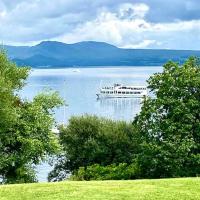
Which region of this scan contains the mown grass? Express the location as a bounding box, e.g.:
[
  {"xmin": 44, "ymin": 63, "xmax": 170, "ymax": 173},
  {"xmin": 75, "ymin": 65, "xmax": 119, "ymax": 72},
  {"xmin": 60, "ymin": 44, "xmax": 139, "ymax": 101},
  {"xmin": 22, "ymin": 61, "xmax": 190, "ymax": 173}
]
[{"xmin": 0, "ymin": 178, "xmax": 199, "ymax": 200}]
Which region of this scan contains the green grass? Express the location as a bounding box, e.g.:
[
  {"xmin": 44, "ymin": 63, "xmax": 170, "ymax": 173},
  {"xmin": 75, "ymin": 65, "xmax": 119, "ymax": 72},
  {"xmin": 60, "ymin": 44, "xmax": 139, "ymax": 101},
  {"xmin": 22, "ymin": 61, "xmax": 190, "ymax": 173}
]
[{"xmin": 0, "ymin": 178, "xmax": 200, "ymax": 200}]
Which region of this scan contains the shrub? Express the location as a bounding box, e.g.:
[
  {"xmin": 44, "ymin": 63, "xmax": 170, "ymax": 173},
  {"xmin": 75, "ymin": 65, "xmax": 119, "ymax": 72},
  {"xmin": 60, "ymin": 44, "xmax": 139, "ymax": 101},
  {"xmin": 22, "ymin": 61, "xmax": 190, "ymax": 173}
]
[
  {"xmin": 48, "ymin": 115, "xmax": 140, "ymax": 181},
  {"xmin": 70, "ymin": 163, "xmax": 140, "ymax": 181}
]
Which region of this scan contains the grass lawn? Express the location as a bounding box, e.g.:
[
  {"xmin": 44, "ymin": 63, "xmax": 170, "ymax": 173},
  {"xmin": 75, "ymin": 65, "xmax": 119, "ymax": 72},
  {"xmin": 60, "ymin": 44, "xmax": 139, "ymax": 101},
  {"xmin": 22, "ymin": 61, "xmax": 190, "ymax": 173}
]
[{"xmin": 0, "ymin": 178, "xmax": 199, "ymax": 200}]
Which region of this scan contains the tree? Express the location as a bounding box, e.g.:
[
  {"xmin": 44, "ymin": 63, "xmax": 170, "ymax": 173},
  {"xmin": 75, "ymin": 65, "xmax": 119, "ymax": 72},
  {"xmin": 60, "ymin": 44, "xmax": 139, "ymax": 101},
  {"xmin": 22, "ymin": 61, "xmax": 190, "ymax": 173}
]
[
  {"xmin": 134, "ymin": 57, "xmax": 200, "ymax": 178},
  {"xmin": 48, "ymin": 115, "xmax": 139, "ymax": 181},
  {"xmin": 0, "ymin": 50, "xmax": 63, "ymax": 183}
]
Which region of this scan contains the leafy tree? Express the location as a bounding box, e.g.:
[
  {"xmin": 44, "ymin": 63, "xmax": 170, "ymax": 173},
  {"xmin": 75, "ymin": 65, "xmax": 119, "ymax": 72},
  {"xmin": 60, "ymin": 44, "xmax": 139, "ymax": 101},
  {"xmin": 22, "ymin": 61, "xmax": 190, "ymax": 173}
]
[
  {"xmin": 0, "ymin": 50, "xmax": 63, "ymax": 183},
  {"xmin": 134, "ymin": 57, "xmax": 200, "ymax": 178},
  {"xmin": 71, "ymin": 163, "xmax": 140, "ymax": 181},
  {"xmin": 48, "ymin": 115, "xmax": 139, "ymax": 181}
]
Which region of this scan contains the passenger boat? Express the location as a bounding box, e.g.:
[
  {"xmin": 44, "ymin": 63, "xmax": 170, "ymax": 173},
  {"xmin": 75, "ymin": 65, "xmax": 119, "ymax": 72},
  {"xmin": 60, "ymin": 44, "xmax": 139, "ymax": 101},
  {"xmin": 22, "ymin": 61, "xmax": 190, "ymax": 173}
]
[{"xmin": 96, "ymin": 84, "xmax": 147, "ymax": 98}]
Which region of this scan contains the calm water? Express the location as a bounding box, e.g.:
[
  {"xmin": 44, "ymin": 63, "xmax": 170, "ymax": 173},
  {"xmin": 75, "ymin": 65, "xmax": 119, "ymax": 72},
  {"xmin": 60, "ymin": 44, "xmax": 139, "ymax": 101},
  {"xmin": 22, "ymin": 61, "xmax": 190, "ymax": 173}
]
[{"xmin": 21, "ymin": 67, "xmax": 162, "ymax": 182}]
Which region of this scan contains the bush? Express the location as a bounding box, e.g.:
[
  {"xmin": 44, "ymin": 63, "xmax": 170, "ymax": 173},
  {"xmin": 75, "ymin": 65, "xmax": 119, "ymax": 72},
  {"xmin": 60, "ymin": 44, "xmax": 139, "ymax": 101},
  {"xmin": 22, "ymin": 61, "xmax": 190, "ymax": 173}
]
[
  {"xmin": 48, "ymin": 115, "xmax": 140, "ymax": 181},
  {"xmin": 70, "ymin": 163, "xmax": 140, "ymax": 181}
]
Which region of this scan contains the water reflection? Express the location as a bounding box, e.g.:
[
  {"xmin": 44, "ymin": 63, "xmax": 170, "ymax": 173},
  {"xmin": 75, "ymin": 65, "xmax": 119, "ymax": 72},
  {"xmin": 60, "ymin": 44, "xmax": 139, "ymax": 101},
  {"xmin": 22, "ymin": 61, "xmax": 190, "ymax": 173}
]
[{"xmin": 96, "ymin": 98, "xmax": 143, "ymax": 121}]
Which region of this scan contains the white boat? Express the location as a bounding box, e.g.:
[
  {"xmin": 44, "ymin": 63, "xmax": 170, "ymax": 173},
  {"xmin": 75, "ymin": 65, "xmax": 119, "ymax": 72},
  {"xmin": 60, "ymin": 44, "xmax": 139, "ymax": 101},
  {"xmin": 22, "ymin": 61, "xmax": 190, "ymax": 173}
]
[
  {"xmin": 72, "ymin": 69, "xmax": 81, "ymax": 73},
  {"xmin": 96, "ymin": 84, "xmax": 147, "ymax": 98}
]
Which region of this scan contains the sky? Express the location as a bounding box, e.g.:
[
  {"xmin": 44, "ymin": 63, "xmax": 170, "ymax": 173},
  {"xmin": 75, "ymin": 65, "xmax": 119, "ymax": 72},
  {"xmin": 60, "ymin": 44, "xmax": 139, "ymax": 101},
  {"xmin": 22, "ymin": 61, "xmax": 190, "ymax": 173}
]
[{"xmin": 0, "ymin": 0, "xmax": 200, "ymax": 50}]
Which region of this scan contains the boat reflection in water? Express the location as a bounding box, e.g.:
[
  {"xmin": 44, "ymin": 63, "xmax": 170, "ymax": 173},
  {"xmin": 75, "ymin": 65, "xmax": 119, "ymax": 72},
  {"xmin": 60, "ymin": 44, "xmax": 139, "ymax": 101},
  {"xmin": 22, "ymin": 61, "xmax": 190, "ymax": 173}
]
[{"xmin": 96, "ymin": 97, "xmax": 143, "ymax": 121}]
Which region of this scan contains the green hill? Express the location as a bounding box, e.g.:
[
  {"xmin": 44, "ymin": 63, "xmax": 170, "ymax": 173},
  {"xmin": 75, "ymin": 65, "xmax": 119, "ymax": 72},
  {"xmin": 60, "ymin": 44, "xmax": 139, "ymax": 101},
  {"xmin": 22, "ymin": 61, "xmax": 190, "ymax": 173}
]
[
  {"xmin": 5, "ymin": 41, "xmax": 200, "ymax": 67},
  {"xmin": 0, "ymin": 178, "xmax": 199, "ymax": 200}
]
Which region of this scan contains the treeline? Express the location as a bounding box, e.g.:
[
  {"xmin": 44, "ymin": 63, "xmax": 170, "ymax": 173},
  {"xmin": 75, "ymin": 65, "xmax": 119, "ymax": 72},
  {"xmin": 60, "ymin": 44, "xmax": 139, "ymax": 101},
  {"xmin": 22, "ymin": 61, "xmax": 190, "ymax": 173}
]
[{"xmin": 0, "ymin": 50, "xmax": 200, "ymax": 183}]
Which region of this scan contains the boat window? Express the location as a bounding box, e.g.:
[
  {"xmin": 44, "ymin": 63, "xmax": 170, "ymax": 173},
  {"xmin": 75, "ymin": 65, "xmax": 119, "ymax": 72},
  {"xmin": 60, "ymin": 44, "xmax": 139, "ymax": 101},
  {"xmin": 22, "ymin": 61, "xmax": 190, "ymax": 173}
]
[
  {"xmin": 130, "ymin": 88, "xmax": 146, "ymax": 90},
  {"xmin": 118, "ymin": 91, "xmax": 122, "ymax": 94},
  {"xmin": 126, "ymin": 92, "xmax": 129, "ymax": 94}
]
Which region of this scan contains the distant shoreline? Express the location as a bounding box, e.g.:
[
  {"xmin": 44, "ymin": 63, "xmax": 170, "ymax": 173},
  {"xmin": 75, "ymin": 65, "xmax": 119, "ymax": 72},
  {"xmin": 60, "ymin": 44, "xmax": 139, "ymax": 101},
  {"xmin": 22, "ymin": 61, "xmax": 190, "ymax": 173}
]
[
  {"xmin": 7, "ymin": 41, "xmax": 200, "ymax": 68},
  {"xmin": 31, "ymin": 65, "xmax": 163, "ymax": 70}
]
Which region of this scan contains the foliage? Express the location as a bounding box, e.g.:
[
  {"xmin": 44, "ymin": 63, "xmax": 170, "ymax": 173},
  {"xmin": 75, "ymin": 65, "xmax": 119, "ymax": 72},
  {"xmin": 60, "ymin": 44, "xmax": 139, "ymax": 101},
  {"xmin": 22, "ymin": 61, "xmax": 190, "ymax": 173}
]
[
  {"xmin": 0, "ymin": 50, "xmax": 63, "ymax": 183},
  {"xmin": 134, "ymin": 57, "xmax": 200, "ymax": 178},
  {"xmin": 48, "ymin": 115, "xmax": 139, "ymax": 181},
  {"xmin": 70, "ymin": 163, "xmax": 140, "ymax": 181}
]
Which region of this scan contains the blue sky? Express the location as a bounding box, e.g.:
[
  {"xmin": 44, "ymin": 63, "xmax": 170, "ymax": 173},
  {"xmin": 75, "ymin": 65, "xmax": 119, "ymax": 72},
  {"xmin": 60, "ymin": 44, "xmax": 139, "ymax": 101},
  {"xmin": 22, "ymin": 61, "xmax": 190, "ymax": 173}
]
[{"xmin": 0, "ymin": 0, "xmax": 200, "ymax": 49}]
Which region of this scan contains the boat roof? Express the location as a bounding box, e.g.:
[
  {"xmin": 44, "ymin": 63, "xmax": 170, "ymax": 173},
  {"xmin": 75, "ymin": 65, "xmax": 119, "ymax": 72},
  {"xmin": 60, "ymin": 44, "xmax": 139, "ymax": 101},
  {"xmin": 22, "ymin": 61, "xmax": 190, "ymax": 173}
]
[
  {"xmin": 115, "ymin": 85, "xmax": 147, "ymax": 87},
  {"xmin": 102, "ymin": 85, "xmax": 147, "ymax": 89}
]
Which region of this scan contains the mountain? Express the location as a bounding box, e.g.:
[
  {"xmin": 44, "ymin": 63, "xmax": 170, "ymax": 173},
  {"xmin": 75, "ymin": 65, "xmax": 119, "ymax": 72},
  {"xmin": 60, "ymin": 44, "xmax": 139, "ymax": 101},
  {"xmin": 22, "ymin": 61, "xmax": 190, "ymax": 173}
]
[{"xmin": 4, "ymin": 41, "xmax": 200, "ymax": 68}]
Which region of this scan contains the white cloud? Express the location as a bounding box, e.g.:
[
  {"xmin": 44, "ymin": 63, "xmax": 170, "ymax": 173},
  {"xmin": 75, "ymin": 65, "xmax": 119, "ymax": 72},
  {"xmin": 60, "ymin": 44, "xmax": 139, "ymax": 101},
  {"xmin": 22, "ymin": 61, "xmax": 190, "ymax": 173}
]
[
  {"xmin": 0, "ymin": 0, "xmax": 200, "ymax": 49},
  {"xmin": 0, "ymin": 0, "xmax": 95, "ymax": 45},
  {"xmin": 56, "ymin": 3, "xmax": 200, "ymax": 50},
  {"xmin": 122, "ymin": 40, "xmax": 156, "ymax": 49},
  {"xmin": 0, "ymin": 10, "xmax": 6, "ymax": 18},
  {"xmin": 56, "ymin": 3, "xmax": 152, "ymax": 47},
  {"xmin": 118, "ymin": 3, "xmax": 149, "ymax": 19}
]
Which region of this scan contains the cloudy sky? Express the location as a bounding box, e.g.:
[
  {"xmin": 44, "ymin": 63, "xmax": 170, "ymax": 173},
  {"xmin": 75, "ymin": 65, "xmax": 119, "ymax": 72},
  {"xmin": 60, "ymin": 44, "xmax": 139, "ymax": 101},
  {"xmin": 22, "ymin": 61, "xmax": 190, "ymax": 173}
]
[{"xmin": 0, "ymin": 0, "xmax": 200, "ymax": 49}]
